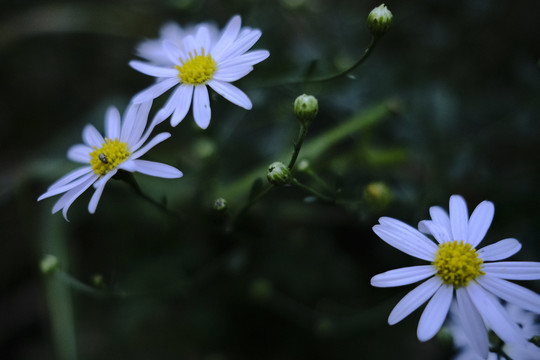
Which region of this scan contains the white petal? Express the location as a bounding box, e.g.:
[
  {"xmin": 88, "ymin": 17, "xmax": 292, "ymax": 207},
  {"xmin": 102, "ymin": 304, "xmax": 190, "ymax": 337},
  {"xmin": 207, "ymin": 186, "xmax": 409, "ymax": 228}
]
[
  {"xmin": 374, "ymin": 217, "xmax": 438, "ymax": 261},
  {"xmin": 156, "ymin": 84, "xmax": 193, "ymax": 127},
  {"xmin": 129, "ymin": 60, "xmax": 177, "ymax": 77},
  {"xmin": 181, "ymin": 35, "xmax": 197, "ymax": 56},
  {"xmin": 105, "ymin": 106, "xmax": 121, "ymax": 139},
  {"xmin": 211, "ymin": 15, "xmax": 241, "ymax": 60},
  {"xmin": 467, "ymin": 200, "xmax": 494, "ymax": 247},
  {"xmin": 388, "ymin": 276, "xmax": 442, "ymax": 325},
  {"xmin": 132, "ymin": 77, "xmax": 179, "ymax": 104},
  {"xmin": 417, "ymin": 284, "xmax": 453, "ymax": 341},
  {"xmin": 42, "ymin": 166, "xmax": 93, "ymax": 193},
  {"xmin": 88, "ymin": 182, "xmax": 106, "ymax": 214},
  {"xmin": 221, "ymin": 29, "xmax": 262, "ymax": 60},
  {"xmin": 218, "ymin": 49, "xmax": 269, "ymax": 68},
  {"xmin": 478, "ymin": 238, "xmax": 522, "ymax": 261},
  {"xmin": 466, "ymin": 282, "xmax": 528, "ymax": 345},
  {"xmin": 51, "ymin": 177, "xmax": 96, "ymax": 221},
  {"xmin": 131, "ymin": 132, "xmax": 171, "ymax": 159},
  {"xmin": 195, "ymin": 25, "xmax": 211, "ymax": 53},
  {"xmin": 67, "ymin": 144, "xmax": 92, "ymax": 163},
  {"xmin": 207, "ymin": 79, "xmax": 252, "ymax": 110},
  {"xmin": 162, "ymin": 40, "xmax": 185, "ymax": 65},
  {"xmin": 477, "ymin": 275, "xmax": 540, "ymax": 313},
  {"xmin": 213, "ymin": 65, "xmax": 253, "ymax": 82},
  {"xmin": 371, "ymin": 265, "xmax": 436, "ymax": 288},
  {"xmin": 82, "ymin": 124, "xmax": 105, "ymax": 148},
  {"xmin": 38, "ymin": 172, "xmax": 96, "ymax": 201},
  {"xmin": 418, "ymin": 220, "xmax": 451, "ymax": 244},
  {"xmin": 126, "ymin": 100, "xmax": 152, "ymax": 147},
  {"xmin": 455, "ymin": 287, "xmax": 489, "ymax": 359},
  {"xmin": 450, "ymin": 195, "xmax": 469, "ymax": 242},
  {"xmin": 92, "ymin": 169, "xmax": 117, "ymax": 189},
  {"xmin": 505, "ymin": 342, "xmax": 540, "ymax": 360},
  {"xmin": 193, "ymin": 85, "xmax": 211, "ymax": 129},
  {"xmin": 429, "ymin": 205, "xmax": 452, "ymax": 237},
  {"xmin": 482, "ymin": 262, "xmax": 540, "ymax": 280},
  {"xmin": 131, "ymin": 160, "xmax": 183, "ymax": 179}
]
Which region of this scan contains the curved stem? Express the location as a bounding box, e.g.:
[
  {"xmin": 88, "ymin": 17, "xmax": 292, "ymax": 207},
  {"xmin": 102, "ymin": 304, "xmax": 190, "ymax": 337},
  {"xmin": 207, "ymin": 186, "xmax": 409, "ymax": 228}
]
[
  {"xmin": 291, "ymin": 178, "xmax": 335, "ymax": 203},
  {"xmin": 288, "ymin": 124, "xmax": 309, "ymax": 170}
]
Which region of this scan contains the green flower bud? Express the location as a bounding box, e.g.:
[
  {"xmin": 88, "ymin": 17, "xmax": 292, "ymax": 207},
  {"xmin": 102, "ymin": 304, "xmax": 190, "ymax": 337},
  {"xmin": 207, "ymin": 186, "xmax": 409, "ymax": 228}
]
[
  {"xmin": 267, "ymin": 161, "xmax": 291, "ymax": 186},
  {"xmin": 297, "ymin": 159, "xmax": 310, "ymax": 172},
  {"xmin": 363, "ymin": 182, "xmax": 392, "ymax": 211},
  {"xmin": 367, "ymin": 4, "xmax": 393, "ymax": 37},
  {"xmin": 214, "ymin": 197, "xmax": 228, "ymax": 211},
  {"xmin": 294, "ymin": 94, "xmax": 318, "ymax": 126},
  {"xmin": 40, "ymin": 254, "xmax": 59, "ymax": 275}
]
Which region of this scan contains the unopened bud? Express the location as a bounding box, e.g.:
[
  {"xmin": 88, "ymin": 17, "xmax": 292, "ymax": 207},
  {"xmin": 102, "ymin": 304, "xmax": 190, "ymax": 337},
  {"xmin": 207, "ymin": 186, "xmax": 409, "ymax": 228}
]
[
  {"xmin": 40, "ymin": 254, "xmax": 59, "ymax": 275},
  {"xmin": 363, "ymin": 182, "xmax": 392, "ymax": 211},
  {"xmin": 214, "ymin": 197, "xmax": 228, "ymax": 211},
  {"xmin": 267, "ymin": 161, "xmax": 291, "ymax": 186},
  {"xmin": 294, "ymin": 94, "xmax": 318, "ymax": 126},
  {"xmin": 367, "ymin": 4, "xmax": 393, "ymax": 37}
]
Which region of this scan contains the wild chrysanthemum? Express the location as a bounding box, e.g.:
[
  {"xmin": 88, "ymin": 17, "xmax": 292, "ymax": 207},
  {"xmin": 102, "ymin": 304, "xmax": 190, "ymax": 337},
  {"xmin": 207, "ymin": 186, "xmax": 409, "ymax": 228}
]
[
  {"xmin": 38, "ymin": 101, "xmax": 183, "ymax": 220},
  {"xmin": 370, "ymin": 194, "xmax": 540, "ymax": 358},
  {"xmin": 129, "ymin": 15, "xmax": 270, "ymax": 129}
]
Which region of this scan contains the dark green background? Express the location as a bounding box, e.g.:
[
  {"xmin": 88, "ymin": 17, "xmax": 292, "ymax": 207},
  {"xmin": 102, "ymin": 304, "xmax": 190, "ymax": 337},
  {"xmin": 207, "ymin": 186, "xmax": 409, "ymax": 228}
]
[{"xmin": 1, "ymin": 0, "xmax": 539, "ymax": 359}]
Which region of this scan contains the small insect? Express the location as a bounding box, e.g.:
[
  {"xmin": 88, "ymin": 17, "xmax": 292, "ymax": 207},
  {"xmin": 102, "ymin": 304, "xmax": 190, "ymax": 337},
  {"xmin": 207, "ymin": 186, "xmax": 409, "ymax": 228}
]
[{"xmin": 98, "ymin": 153, "xmax": 108, "ymax": 164}]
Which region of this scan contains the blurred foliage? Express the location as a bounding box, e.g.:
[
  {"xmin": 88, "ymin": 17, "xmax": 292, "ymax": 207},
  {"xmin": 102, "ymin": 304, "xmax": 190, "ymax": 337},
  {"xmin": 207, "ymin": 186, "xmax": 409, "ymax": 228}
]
[{"xmin": 1, "ymin": 0, "xmax": 540, "ymax": 359}]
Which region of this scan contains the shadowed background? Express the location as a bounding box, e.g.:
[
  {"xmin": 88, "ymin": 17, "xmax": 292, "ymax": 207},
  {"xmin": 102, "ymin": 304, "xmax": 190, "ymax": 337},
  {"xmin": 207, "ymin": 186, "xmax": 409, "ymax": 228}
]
[{"xmin": 1, "ymin": 0, "xmax": 540, "ymax": 359}]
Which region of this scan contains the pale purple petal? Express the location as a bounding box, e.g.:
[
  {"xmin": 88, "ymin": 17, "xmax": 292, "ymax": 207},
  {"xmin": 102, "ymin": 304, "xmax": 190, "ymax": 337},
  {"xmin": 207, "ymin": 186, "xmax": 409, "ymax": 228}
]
[
  {"xmin": 388, "ymin": 276, "xmax": 442, "ymax": 325},
  {"xmin": 157, "ymin": 84, "xmax": 193, "ymax": 127},
  {"xmin": 418, "ymin": 220, "xmax": 451, "ymax": 244},
  {"xmin": 467, "ymin": 282, "xmax": 528, "ymax": 345},
  {"xmin": 467, "ymin": 200, "xmax": 494, "ymax": 248},
  {"xmin": 212, "ymin": 65, "xmax": 253, "ymax": 82},
  {"xmin": 417, "ymin": 284, "xmax": 453, "ymax": 341},
  {"xmin": 181, "ymin": 35, "xmax": 197, "ymax": 56},
  {"xmin": 211, "ymin": 15, "xmax": 241, "ymax": 60},
  {"xmin": 221, "ymin": 29, "xmax": 262, "ymax": 60},
  {"xmin": 67, "ymin": 144, "xmax": 93, "ymax": 163},
  {"xmin": 193, "ymin": 85, "xmax": 211, "ymax": 129},
  {"xmin": 125, "ymin": 100, "xmax": 152, "ymax": 148},
  {"xmin": 132, "ymin": 77, "xmax": 179, "ymax": 104},
  {"xmin": 477, "ymin": 275, "xmax": 540, "ymax": 313},
  {"xmin": 129, "ymin": 60, "xmax": 177, "ymax": 77},
  {"xmin": 131, "ymin": 133, "xmax": 171, "ymax": 159},
  {"xmin": 374, "ymin": 217, "xmax": 438, "ymax": 261},
  {"xmin": 162, "ymin": 40, "xmax": 185, "ymax": 65},
  {"xmin": 455, "ymin": 287, "xmax": 489, "ymax": 359},
  {"xmin": 82, "ymin": 124, "xmax": 105, "ymax": 148},
  {"xmin": 51, "ymin": 177, "xmax": 96, "ymax": 221},
  {"xmin": 195, "ymin": 25, "xmax": 211, "ymax": 53},
  {"xmin": 371, "ymin": 265, "xmax": 436, "ymax": 288},
  {"xmin": 105, "ymin": 106, "xmax": 121, "ymax": 139},
  {"xmin": 429, "ymin": 205, "xmax": 452, "ymax": 239},
  {"xmin": 482, "ymin": 262, "xmax": 540, "ymax": 280},
  {"xmin": 218, "ymin": 49, "xmax": 269, "ymax": 68},
  {"xmin": 88, "ymin": 182, "xmax": 107, "ymax": 214},
  {"xmin": 42, "ymin": 166, "xmax": 93, "ymax": 193},
  {"xmin": 38, "ymin": 171, "xmax": 95, "ymax": 201},
  {"xmin": 450, "ymin": 195, "xmax": 469, "ymax": 243},
  {"xmin": 131, "ymin": 160, "xmax": 183, "ymax": 178},
  {"xmin": 207, "ymin": 79, "xmax": 252, "ymax": 110},
  {"xmin": 477, "ymin": 238, "xmax": 522, "ymax": 261}
]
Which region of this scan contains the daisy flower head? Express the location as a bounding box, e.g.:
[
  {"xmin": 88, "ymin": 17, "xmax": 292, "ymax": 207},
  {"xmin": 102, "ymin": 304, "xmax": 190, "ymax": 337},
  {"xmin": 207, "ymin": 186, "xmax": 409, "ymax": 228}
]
[
  {"xmin": 370, "ymin": 194, "xmax": 540, "ymax": 358},
  {"xmin": 129, "ymin": 15, "xmax": 270, "ymax": 129},
  {"xmin": 38, "ymin": 101, "xmax": 183, "ymax": 220}
]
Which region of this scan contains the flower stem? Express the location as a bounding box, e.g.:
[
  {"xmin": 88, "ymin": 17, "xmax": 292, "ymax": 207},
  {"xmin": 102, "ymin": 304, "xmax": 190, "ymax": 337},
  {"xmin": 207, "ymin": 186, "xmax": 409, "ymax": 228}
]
[
  {"xmin": 291, "ymin": 178, "xmax": 335, "ymax": 203},
  {"xmin": 288, "ymin": 124, "xmax": 309, "ymax": 170}
]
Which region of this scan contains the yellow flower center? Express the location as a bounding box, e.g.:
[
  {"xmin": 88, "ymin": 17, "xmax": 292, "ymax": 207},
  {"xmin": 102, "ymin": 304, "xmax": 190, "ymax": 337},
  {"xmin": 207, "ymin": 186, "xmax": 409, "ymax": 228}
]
[
  {"xmin": 175, "ymin": 48, "xmax": 217, "ymax": 85},
  {"xmin": 432, "ymin": 240, "xmax": 484, "ymax": 287},
  {"xmin": 89, "ymin": 138, "xmax": 131, "ymax": 176}
]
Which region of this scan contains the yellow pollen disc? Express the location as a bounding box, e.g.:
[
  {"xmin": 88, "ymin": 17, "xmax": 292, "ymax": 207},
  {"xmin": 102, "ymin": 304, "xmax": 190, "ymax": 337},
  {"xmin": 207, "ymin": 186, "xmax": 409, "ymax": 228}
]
[
  {"xmin": 432, "ymin": 240, "xmax": 484, "ymax": 287},
  {"xmin": 89, "ymin": 138, "xmax": 131, "ymax": 176},
  {"xmin": 175, "ymin": 48, "xmax": 217, "ymax": 85}
]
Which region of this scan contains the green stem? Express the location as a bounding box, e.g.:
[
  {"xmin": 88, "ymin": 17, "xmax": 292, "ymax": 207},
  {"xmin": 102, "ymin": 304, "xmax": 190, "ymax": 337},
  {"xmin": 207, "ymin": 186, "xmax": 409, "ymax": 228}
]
[
  {"xmin": 288, "ymin": 124, "xmax": 309, "ymax": 170},
  {"xmin": 291, "ymin": 178, "xmax": 335, "ymax": 203},
  {"xmin": 235, "ymin": 185, "xmax": 274, "ymax": 220},
  {"xmin": 116, "ymin": 171, "xmax": 179, "ymax": 218}
]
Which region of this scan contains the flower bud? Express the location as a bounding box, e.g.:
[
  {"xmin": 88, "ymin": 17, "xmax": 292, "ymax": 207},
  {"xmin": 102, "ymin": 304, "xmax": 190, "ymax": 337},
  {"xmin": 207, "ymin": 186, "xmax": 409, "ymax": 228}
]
[
  {"xmin": 367, "ymin": 4, "xmax": 393, "ymax": 37},
  {"xmin": 40, "ymin": 254, "xmax": 59, "ymax": 275},
  {"xmin": 267, "ymin": 161, "xmax": 291, "ymax": 186},
  {"xmin": 214, "ymin": 197, "xmax": 228, "ymax": 211},
  {"xmin": 363, "ymin": 182, "xmax": 392, "ymax": 211},
  {"xmin": 294, "ymin": 94, "xmax": 318, "ymax": 126}
]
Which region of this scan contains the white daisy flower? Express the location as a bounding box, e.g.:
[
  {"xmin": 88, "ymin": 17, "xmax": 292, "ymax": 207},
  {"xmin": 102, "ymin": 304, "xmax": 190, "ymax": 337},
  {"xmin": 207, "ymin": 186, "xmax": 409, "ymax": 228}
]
[
  {"xmin": 129, "ymin": 15, "xmax": 270, "ymax": 129},
  {"xmin": 370, "ymin": 194, "xmax": 540, "ymax": 358},
  {"xmin": 38, "ymin": 101, "xmax": 183, "ymax": 220}
]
